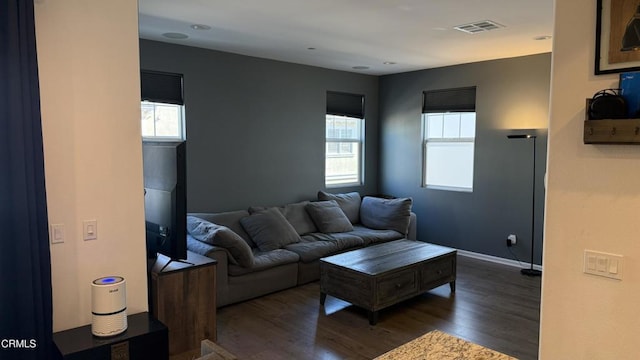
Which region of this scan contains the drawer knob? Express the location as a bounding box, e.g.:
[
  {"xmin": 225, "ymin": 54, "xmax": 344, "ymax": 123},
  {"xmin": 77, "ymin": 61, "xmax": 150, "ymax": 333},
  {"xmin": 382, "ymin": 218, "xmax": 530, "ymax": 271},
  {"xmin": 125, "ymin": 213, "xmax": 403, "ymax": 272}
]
[{"xmin": 395, "ymin": 283, "xmax": 402, "ymax": 289}]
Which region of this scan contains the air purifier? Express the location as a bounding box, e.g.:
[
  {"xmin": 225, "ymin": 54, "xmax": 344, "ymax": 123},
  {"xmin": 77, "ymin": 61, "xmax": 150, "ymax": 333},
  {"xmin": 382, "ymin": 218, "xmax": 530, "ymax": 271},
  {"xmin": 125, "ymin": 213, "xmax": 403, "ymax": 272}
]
[{"xmin": 91, "ymin": 276, "xmax": 127, "ymax": 337}]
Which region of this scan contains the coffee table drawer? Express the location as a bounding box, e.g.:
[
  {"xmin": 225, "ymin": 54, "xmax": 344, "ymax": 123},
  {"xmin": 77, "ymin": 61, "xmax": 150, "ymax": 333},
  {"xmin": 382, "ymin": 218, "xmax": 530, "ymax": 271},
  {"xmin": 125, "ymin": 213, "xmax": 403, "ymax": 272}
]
[
  {"xmin": 420, "ymin": 255, "xmax": 455, "ymax": 287},
  {"xmin": 377, "ymin": 270, "xmax": 418, "ymax": 305},
  {"xmin": 321, "ymin": 264, "xmax": 373, "ymax": 308}
]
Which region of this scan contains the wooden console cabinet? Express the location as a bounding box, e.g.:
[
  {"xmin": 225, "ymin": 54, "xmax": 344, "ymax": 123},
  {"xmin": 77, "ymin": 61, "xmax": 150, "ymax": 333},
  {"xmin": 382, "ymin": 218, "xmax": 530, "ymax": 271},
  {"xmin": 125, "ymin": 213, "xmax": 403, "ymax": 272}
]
[{"xmin": 151, "ymin": 251, "xmax": 217, "ymax": 358}]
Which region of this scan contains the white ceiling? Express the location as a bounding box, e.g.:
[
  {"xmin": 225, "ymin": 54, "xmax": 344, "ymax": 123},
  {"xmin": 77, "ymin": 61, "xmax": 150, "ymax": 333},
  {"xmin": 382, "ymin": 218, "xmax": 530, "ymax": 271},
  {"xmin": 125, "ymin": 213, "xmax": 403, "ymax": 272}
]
[{"xmin": 138, "ymin": 0, "xmax": 554, "ymax": 76}]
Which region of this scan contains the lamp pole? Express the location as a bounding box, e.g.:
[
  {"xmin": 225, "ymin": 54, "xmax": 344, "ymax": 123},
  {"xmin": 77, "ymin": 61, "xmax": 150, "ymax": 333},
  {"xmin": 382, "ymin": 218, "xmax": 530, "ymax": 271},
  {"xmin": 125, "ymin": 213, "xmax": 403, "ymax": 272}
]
[{"xmin": 507, "ymin": 134, "xmax": 541, "ymax": 277}]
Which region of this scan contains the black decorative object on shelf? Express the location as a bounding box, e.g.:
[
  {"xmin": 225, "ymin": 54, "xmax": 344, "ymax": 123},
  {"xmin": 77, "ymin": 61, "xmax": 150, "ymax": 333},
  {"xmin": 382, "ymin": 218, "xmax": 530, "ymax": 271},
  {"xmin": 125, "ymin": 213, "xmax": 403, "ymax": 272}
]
[{"xmin": 588, "ymin": 89, "xmax": 627, "ymax": 120}]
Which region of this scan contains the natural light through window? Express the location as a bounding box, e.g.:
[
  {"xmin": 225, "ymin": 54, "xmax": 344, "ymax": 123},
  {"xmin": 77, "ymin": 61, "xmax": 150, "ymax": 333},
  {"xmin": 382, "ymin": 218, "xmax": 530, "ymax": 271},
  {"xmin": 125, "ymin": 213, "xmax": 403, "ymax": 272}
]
[
  {"xmin": 325, "ymin": 114, "xmax": 363, "ymax": 187},
  {"xmin": 422, "ymin": 112, "xmax": 476, "ymax": 191},
  {"xmin": 141, "ymin": 101, "xmax": 185, "ymax": 140}
]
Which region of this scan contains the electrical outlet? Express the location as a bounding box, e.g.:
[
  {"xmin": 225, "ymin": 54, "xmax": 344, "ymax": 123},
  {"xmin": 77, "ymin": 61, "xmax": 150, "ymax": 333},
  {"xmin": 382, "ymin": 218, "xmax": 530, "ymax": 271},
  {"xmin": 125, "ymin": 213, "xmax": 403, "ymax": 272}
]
[
  {"xmin": 111, "ymin": 341, "xmax": 129, "ymax": 360},
  {"xmin": 507, "ymin": 234, "xmax": 517, "ymax": 247}
]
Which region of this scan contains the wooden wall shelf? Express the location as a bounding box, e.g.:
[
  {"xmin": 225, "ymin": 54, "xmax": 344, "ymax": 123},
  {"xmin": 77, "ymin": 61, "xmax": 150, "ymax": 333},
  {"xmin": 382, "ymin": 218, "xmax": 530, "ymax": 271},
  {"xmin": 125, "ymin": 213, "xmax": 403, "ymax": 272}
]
[{"xmin": 583, "ymin": 119, "xmax": 640, "ymax": 144}]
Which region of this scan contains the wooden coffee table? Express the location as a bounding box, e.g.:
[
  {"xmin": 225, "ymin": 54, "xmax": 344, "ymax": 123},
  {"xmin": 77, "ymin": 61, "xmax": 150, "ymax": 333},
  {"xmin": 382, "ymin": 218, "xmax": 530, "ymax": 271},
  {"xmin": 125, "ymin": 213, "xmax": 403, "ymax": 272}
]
[{"xmin": 320, "ymin": 240, "xmax": 456, "ymax": 325}]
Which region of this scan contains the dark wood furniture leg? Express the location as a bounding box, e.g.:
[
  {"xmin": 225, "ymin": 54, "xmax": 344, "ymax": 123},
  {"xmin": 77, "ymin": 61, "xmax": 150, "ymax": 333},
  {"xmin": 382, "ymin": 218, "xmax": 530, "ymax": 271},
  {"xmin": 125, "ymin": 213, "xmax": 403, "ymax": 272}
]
[
  {"xmin": 450, "ymin": 280, "xmax": 456, "ymax": 292},
  {"xmin": 368, "ymin": 311, "xmax": 378, "ymax": 325},
  {"xmin": 320, "ymin": 292, "xmax": 327, "ymax": 306}
]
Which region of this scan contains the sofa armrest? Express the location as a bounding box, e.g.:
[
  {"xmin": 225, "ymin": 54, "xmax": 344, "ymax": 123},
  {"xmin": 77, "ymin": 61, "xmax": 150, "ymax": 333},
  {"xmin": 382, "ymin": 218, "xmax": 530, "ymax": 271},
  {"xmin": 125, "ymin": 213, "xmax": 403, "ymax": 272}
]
[
  {"xmin": 187, "ymin": 235, "xmax": 230, "ymax": 307},
  {"xmin": 407, "ymin": 212, "xmax": 417, "ymax": 240}
]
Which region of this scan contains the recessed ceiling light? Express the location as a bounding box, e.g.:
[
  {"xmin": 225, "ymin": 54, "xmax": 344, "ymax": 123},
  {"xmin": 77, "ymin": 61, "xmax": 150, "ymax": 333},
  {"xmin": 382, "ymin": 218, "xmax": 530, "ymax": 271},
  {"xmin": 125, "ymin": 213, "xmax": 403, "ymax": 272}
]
[
  {"xmin": 383, "ymin": 61, "xmax": 396, "ymax": 65},
  {"xmin": 534, "ymin": 35, "xmax": 552, "ymax": 41},
  {"xmin": 162, "ymin": 32, "xmax": 189, "ymax": 39},
  {"xmin": 190, "ymin": 24, "xmax": 211, "ymax": 31},
  {"xmin": 352, "ymin": 66, "xmax": 370, "ymax": 70}
]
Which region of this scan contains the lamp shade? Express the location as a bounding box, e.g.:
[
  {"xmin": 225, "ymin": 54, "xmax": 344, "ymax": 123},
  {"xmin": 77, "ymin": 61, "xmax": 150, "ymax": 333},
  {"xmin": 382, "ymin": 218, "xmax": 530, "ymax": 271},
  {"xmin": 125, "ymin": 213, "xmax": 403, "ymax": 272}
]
[{"xmin": 507, "ymin": 134, "xmax": 536, "ymax": 139}]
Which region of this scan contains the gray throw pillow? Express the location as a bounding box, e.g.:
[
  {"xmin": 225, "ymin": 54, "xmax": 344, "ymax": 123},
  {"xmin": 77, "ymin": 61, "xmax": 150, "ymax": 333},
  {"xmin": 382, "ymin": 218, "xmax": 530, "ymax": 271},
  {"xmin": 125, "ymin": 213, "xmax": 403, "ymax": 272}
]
[
  {"xmin": 280, "ymin": 201, "xmax": 318, "ymax": 235},
  {"xmin": 240, "ymin": 208, "xmax": 301, "ymax": 252},
  {"xmin": 317, "ymin": 191, "xmax": 361, "ymax": 224},
  {"xmin": 186, "ymin": 216, "xmax": 255, "ymax": 267},
  {"xmin": 360, "ymin": 196, "xmax": 413, "ymax": 235},
  {"xmin": 249, "ymin": 201, "xmax": 318, "ymax": 235},
  {"xmin": 306, "ymin": 200, "xmax": 354, "ymax": 233}
]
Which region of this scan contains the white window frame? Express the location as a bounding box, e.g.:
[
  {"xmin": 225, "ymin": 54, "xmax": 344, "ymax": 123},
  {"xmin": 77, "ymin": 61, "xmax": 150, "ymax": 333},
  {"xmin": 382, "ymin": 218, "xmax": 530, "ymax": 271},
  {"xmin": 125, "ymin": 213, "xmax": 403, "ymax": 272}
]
[
  {"xmin": 141, "ymin": 101, "xmax": 186, "ymax": 141},
  {"xmin": 325, "ymin": 114, "xmax": 364, "ymax": 187},
  {"xmin": 422, "ymin": 112, "xmax": 476, "ymax": 192}
]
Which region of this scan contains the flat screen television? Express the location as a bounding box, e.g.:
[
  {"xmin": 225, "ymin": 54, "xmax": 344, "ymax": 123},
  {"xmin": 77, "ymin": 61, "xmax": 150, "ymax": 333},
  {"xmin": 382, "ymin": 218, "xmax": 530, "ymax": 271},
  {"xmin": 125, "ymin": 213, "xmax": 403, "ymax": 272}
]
[{"xmin": 143, "ymin": 141, "xmax": 187, "ymax": 261}]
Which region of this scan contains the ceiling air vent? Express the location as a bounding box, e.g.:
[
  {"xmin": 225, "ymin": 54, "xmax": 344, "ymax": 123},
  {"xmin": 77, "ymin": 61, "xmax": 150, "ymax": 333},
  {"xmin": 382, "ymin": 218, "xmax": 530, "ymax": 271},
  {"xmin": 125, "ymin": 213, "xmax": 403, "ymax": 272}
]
[{"xmin": 454, "ymin": 20, "xmax": 504, "ymax": 34}]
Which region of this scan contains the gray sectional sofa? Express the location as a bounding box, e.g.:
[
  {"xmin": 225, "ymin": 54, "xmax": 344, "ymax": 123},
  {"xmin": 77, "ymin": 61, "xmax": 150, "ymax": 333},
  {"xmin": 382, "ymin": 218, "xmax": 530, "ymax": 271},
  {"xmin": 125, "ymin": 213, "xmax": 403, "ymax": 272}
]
[{"xmin": 186, "ymin": 192, "xmax": 416, "ymax": 307}]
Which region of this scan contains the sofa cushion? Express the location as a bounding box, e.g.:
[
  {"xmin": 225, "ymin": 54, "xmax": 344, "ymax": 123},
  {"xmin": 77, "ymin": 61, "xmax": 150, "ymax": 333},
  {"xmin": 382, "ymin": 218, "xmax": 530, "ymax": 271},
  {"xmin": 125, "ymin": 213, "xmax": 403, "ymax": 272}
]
[
  {"xmin": 240, "ymin": 208, "xmax": 301, "ymax": 252},
  {"xmin": 284, "ymin": 236, "xmax": 340, "ymax": 263},
  {"xmin": 305, "ymin": 232, "xmax": 365, "ymax": 251},
  {"xmin": 189, "ymin": 210, "xmax": 256, "ymax": 248},
  {"xmin": 360, "ymin": 196, "xmax": 413, "ymax": 235},
  {"xmin": 306, "ymin": 200, "xmax": 354, "ymax": 233},
  {"xmin": 349, "ymin": 225, "xmax": 404, "ymax": 246},
  {"xmin": 186, "ymin": 216, "xmax": 255, "ymax": 267},
  {"xmin": 249, "ymin": 201, "xmax": 318, "ymax": 235},
  {"xmin": 318, "ymin": 191, "xmax": 361, "ymax": 224},
  {"xmin": 228, "ymin": 248, "xmax": 300, "ymax": 276}
]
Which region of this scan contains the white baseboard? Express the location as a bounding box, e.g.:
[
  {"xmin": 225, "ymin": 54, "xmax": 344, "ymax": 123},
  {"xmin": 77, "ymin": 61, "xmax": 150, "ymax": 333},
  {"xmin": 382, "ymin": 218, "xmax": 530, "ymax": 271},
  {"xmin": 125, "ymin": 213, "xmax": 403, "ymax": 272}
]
[{"xmin": 456, "ymin": 249, "xmax": 543, "ymax": 272}]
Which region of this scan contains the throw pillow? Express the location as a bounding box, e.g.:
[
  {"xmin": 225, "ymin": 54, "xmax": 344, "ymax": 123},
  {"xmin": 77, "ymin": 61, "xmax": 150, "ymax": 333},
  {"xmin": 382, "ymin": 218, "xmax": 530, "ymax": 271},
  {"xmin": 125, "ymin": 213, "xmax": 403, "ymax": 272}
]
[
  {"xmin": 360, "ymin": 196, "xmax": 413, "ymax": 235},
  {"xmin": 240, "ymin": 208, "xmax": 301, "ymax": 252},
  {"xmin": 280, "ymin": 201, "xmax": 318, "ymax": 235},
  {"xmin": 248, "ymin": 201, "xmax": 318, "ymax": 235},
  {"xmin": 186, "ymin": 216, "xmax": 255, "ymax": 267},
  {"xmin": 317, "ymin": 191, "xmax": 361, "ymax": 224},
  {"xmin": 306, "ymin": 200, "xmax": 354, "ymax": 233}
]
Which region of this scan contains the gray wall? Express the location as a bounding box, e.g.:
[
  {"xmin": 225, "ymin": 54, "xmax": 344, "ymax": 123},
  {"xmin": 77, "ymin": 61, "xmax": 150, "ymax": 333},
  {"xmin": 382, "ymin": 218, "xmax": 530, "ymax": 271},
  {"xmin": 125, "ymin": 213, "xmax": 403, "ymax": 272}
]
[
  {"xmin": 140, "ymin": 39, "xmax": 552, "ymax": 264},
  {"xmin": 140, "ymin": 40, "xmax": 379, "ymax": 212},
  {"xmin": 379, "ymin": 53, "xmax": 551, "ymax": 264}
]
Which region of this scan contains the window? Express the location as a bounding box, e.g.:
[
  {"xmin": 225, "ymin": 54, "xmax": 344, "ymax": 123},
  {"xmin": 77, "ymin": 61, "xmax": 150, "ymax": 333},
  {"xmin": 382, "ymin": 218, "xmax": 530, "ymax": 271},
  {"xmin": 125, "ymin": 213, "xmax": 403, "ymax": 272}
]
[
  {"xmin": 325, "ymin": 114, "xmax": 363, "ymax": 186},
  {"xmin": 141, "ymin": 70, "xmax": 185, "ymax": 140},
  {"xmin": 422, "ymin": 87, "xmax": 476, "ymax": 191},
  {"xmin": 141, "ymin": 101, "xmax": 184, "ymax": 139},
  {"xmin": 325, "ymin": 91, "xmax": 365, "ymax": 187}
]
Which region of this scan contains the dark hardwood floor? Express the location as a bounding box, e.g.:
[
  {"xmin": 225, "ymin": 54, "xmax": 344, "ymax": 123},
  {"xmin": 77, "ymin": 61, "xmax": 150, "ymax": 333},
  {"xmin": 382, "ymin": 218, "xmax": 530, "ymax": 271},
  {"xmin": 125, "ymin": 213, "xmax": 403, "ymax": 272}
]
[{"xmin": 216, "ymin": 255, "xmax": 541, "ymax": 360}]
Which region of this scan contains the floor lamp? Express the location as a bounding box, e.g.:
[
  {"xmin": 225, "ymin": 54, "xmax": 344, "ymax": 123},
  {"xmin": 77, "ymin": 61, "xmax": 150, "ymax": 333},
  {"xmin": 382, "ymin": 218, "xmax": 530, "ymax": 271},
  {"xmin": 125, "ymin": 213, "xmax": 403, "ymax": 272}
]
[{"xmin": 507, "ymin": 134, "xmax": 542, "ymax": 277}]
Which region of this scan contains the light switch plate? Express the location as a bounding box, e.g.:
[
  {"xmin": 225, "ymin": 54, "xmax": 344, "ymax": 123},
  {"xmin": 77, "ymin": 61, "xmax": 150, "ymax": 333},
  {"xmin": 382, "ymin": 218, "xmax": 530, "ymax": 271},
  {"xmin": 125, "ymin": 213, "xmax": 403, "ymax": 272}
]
[
  {"xmin": 83, "ymin": 220, "xmax": 97, "ymax": 241},
  {"xmin": 584, "ymin": 250, "xmax": 623, "ymax": 280},
  {"xmin": 50, "ymin": 224, "xmax": 65, "ymax": 244}
]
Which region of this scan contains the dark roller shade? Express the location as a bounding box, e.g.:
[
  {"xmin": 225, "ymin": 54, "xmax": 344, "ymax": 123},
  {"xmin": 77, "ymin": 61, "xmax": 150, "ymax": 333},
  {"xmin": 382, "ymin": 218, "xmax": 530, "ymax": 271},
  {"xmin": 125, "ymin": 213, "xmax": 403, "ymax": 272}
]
[
  {"xmin": 141, "ymin": 70, "xmax": 184, "ymax": 105},
  {"xmin": 422, "ymin": 86, "xmax": 476, "ymax": 113},
  {"xmin": 326, "ymin": 91, "xmax": 364, "ymax": 118}
]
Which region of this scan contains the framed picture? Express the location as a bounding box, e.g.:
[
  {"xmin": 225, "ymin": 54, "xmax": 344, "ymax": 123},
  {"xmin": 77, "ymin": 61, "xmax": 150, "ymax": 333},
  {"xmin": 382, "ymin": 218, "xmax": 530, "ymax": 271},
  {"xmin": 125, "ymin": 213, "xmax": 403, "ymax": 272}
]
[{"xmin": 595, "ymin": 0, "xmax": 640, "ymax": 74}]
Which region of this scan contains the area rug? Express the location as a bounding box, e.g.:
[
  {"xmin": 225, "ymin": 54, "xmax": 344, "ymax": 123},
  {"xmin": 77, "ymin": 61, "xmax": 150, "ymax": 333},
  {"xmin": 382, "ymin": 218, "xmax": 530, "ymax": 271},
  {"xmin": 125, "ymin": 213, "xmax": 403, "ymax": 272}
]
[{"xmin": 374, "ymin": 330, "xmax": 517, "ymax": 360}]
